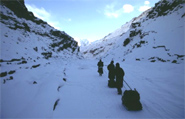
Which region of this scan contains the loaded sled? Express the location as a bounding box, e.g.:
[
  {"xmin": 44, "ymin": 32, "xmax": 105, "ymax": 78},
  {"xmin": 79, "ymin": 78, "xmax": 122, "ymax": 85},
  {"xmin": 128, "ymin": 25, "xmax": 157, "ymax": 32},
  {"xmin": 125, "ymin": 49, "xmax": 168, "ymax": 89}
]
[{"xmin": 122, "ymin": 80, "xmax": 142, "ymax": 111}]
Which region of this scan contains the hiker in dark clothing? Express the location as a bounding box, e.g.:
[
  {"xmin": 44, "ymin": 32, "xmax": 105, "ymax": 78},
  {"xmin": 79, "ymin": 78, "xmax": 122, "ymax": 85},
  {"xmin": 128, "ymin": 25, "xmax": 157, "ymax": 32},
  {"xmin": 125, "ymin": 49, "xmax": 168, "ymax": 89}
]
[
  {"xmin": 107, "ymin": 60, "xmax": 115, "ymax": 81},
  {"xmin": 115, "ymin": 63, "xmax": 125, "ymax": 95},
  {"xmin": 97, "ymin": 59, "xmax": 104, "ymax": 76}
]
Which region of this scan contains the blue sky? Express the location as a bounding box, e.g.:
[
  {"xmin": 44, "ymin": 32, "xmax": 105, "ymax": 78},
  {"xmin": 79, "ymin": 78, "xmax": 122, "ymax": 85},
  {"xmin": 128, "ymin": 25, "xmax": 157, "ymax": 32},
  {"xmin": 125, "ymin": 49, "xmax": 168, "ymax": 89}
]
[{"xmin": 25, "ymin": 0, "xmax": 160, "ymax": 43}]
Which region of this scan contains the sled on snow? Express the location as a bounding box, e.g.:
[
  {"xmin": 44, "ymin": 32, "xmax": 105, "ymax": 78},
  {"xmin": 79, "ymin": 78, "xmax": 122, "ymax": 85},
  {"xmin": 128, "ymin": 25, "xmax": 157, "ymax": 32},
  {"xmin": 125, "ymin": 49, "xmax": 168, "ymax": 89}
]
[{"xmin": 122, "ymin": 80, "xmax": 142, "ymax": 111}]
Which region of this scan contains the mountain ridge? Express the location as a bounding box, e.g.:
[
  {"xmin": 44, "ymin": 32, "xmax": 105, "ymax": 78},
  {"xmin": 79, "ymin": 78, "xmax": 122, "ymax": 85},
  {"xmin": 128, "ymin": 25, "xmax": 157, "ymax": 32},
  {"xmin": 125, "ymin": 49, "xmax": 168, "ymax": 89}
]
[
  {"xmin": 0, "ymin": 0, "xmax": 80, "ymax": 62},
  {"xmin": 82, "ymin": 0, "xmax": 185, "ymax": 64}
]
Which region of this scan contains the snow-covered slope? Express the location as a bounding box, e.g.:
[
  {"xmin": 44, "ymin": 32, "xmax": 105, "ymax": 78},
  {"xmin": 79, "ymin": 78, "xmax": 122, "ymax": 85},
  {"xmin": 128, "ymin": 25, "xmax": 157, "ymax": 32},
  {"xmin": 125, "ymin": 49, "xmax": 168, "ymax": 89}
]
[
  {"xmin": 83, "ymin": 0, "xmax": 185, "ymax": 64},
  {"xmin": 0, "ymin": 0, "xmax": 82, "ymax": 86},
  {"xmin": 0, "ymin": 0, "xmax": 80, "ymax": 62}
]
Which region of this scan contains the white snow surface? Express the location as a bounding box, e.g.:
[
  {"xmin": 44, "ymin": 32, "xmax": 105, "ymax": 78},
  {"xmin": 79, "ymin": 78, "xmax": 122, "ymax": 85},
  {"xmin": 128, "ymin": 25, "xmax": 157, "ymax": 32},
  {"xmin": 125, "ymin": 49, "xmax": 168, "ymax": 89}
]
[{"xmin": 1, "ymin": 58, "xmax": 184, "ymax": 118}]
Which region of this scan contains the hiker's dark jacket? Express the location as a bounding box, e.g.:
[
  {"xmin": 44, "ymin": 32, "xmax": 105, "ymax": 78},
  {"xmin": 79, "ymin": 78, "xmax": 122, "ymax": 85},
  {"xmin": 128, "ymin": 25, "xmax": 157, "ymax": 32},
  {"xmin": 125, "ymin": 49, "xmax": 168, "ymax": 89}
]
[
  {"xmin": 107, "ymin": 63, "xmax": 115, "ymax": 79},
  {"xmin": 97, "ymin": 60, "xmax": 104, "ymax": 74},
  {"xmin": 97, "ymin": 61, "xmax": 104, "ymax": 67},
  {"xmin": 115, "ymin": 67, "xmax": 125, "ymax": 88}
]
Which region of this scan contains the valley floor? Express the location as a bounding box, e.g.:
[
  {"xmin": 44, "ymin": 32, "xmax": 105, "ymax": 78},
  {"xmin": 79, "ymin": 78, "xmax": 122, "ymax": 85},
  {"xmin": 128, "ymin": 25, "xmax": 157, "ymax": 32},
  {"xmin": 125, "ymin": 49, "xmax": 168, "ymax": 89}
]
[{"xmin": 1, "ymin": 58, "xmax": 184, "ymax": 118}]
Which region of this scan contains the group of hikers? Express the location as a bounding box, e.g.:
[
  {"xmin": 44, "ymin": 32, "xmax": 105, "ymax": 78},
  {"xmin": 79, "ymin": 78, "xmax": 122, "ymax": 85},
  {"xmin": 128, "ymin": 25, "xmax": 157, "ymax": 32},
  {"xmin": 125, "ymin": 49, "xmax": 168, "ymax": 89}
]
[{"xmin": 97, "ymin": 59, "xmax": 125, "ymax": 95}]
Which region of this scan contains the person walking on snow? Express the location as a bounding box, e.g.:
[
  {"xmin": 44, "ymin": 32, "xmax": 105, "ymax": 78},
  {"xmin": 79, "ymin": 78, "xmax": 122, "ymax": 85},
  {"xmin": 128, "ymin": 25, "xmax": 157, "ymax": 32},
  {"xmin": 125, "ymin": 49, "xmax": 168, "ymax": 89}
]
[
  {"xmin": 97, "ymin": 59, "xmax": 104, "ymax": 76},
  {"xmin": 107, "ymin": 60, "xmax": 115, "ymax": 81},
  {"xmin": 115, "ymin": 63, "xmax": 125, "ymax": 95}
]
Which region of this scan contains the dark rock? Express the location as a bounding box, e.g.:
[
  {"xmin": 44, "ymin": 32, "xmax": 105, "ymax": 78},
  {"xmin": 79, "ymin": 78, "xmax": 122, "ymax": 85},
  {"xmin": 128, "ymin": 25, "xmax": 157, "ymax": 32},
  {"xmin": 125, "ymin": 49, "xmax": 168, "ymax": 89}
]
[
  {"xmin": 148, "ymin": 57, "xmax": 155, "ymax": 60},
  {"xmin": 10, "ymin": 76, "xmax": 13, "ymax": 80},
  {"xmin": 131, "ymin": 22, "xmax": 141, "ymax": 28},
  {"xmin": 11, "ymin": 58, "xmax": 21, "ymax": 62},
  {"xmin": 182, "ymin": 13, "xmax": 185, "ymax": 18},
  {"xmin": 0, "ymin": 72, "xmax": 7, "ymax": 77},
  {"xmin": 32, "ymin": 64, "xmax": 40, "ymax": 68},
  {"xmin": 172, "ymin": 60, "xmax": 177, "ymax": 63},
  {"xmin": 53, "ymin": 99, "xmax": 60, "ymax": 111},
  {"xmin": 147, "ymin": 0, "xmax": 184, "ymax": 19},
  {"xmin": 41, "ymin": 52, "xmax": 52, "ymax": 59},
  {"xmin": 1, "ymin": 0, "xmax": 34, "ymax": 20},
  {"xmin": 129, "ymin": 30, "xmax": 142, "ymax": 37},
  {"xmin": 8, "ymin": 70, "xmax": 16, "ymax": 74},
  {"xmin": 57, "ymin": 85, "xmax": 62, "ymax": 91},
  {"xmin": 63, "ymin": 78, "xmax": 67, "ymax": 82},
  {"xmin": 150, "ymin": 60, "xmax": 156, "ymax": 62},
  {"xmin": 123, "ymin": 38, "xmax": 131, "ymax": 47},
  {"xmin": 22, "ymin": 61, "xmax": 27, "ymax": 64},
  {"xmin": 33, "ymin": 47, "xmax": 38, "ymax": 52},
  {"xmin": 157, "ymin": 57, "xmax": 166, "ymax": 62}
]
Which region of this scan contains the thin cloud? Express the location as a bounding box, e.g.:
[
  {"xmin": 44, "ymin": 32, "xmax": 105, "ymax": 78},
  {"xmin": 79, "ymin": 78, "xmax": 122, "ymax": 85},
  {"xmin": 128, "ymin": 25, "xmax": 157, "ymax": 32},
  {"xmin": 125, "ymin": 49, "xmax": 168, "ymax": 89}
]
[
  {"xmin": 138, "ymin": 1, "xmax": 151, "ymax": 12},
  {"xmin": 26, "ymin": 4, "xmax": 50, "ymax": 21},
  {"xmin": 104, "ymin": 2, "xmax": 134, "ymax": 18},
  {"xmin": 144, "ymin": 1, "xmax": 150, "ymax": 5},
  {"xmin": 123, "ymin": 4, "xmax": 134, "ymax": 13},
  {"xmin": 104, "ymin": 2, "xmax": 122, "ymax": 18},
  {"xmin": 25, "ymin": 4, "xmax": 71, "ymax": 30}
]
